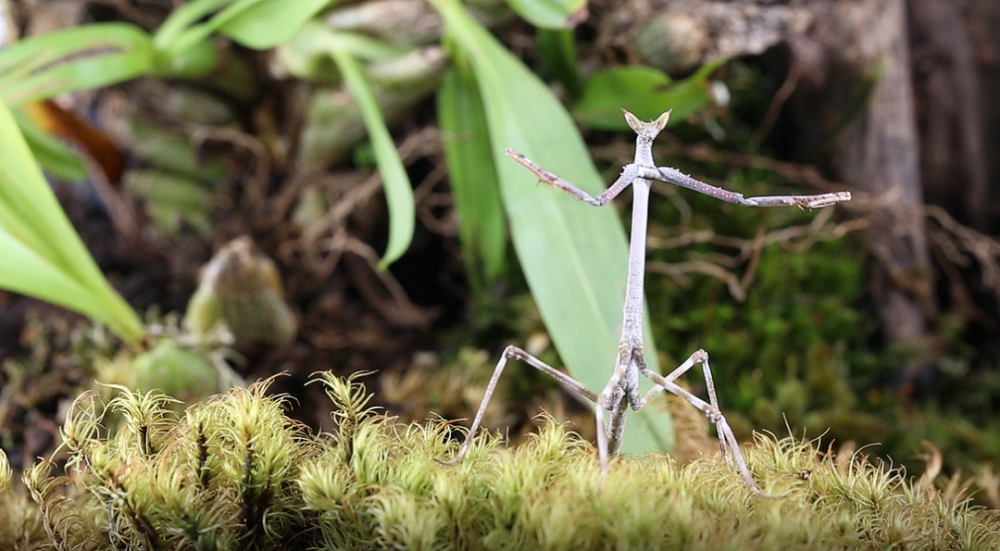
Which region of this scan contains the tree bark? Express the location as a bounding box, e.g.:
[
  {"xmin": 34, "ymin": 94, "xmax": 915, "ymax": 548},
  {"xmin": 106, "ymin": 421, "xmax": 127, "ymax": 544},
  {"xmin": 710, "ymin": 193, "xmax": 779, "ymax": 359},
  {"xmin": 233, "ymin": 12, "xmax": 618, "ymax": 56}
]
[
  {"xmin": 956, "ymin": 0, "xmax": 1000, "ymax": 234},
  {"xmin": 788, "ymin": 0, "xmax": 934, "ymax": 385},
  {"xmin": 908, "ymin": 0, "xmax": 989, "ymax": 231}
]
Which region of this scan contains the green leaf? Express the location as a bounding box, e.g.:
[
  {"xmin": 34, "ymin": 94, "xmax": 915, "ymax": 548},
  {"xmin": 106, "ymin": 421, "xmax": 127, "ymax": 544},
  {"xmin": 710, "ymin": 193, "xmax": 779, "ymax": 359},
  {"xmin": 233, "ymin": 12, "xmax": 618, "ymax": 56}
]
[
  {"xmin": 572, "ymin": 61, "xmax": 724, "ymax": 131},
  {"xmin": 12, "ymin": 108, "xmax": 87, "ymax": 182},
  {"xmin": 0, "ymin": 24, "xmax": 160, "ymax": 106},
  {"xmin": 504, "ymin": 0, "xmax": 588, "ymax": 29},
  {"xmin": 0, "ymin": 96, "xmax": 144, "ymax": 341},
  {"xmin": 537, "ymin": 28, "xmax": 582, "ymax": 100},
  {"xmin": 438, "ymin": 63, "xmax": 507, "ymax": 287},
  {"xmin": 430, "ymin": 0, "xmax": 672, "ymax": 454},
  {"xmin": 331, "ymin": 51, "xmax": 415, "ymax": 268},
  {"xmin": 166, "ymin": 0, "xmax": 335, "ymax": 54},
  {"xmin": 280, "ymin": 22, "xmax": 409, "ymax": 83},
  {"xmin": 215, "ymin": 0, "xmax": 336, "ymax": 49},
  {"xmin": 0, "ymin": 22, "xmax": 218, "ymax": 106},
  {"xmin": 0, "ymin": 229, "xmax": 119, "ymax": 328},
  {"xmin": 154, "ymin": 0, "xmax": 231, "ymax": 48}
]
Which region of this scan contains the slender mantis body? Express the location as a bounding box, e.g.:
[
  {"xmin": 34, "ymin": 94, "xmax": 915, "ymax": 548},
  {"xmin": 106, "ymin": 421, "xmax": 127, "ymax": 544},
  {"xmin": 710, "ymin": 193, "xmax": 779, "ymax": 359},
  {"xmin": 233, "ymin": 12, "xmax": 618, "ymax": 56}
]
[{"xmin": 441, "ymin": 109, "xmax": 852, "ymax": 495}]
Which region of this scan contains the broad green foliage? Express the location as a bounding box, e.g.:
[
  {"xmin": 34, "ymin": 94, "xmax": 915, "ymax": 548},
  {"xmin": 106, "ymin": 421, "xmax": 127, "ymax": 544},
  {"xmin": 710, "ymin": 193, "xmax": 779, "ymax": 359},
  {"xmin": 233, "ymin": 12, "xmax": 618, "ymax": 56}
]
[
  {"xmin": 3, "ymin": 375, "xmax": 998, "ymax": 550},
  {"xmin": 0, "ymin": 0, "xmax": 416, "ymax": 269},
  {"xmin": 284, "ymin": 21, "xmax": 409, "ymax": 73},
  {"xmin": 572, "ymin": 61, "xmax": 724, "ymax": 131},
  {"xmin": 0, "ymin": 96, "xmax": 144, "ymax": 341},
  {"xmin": 430, "ymin": 0, "xmax": 672, "ymax": 454},
  {"xmin": 438, "ymin": 57, "xmax": 508, "ymax": 288},
  {"xmin": 0, "ymin": 0, "xmax": 416, "ymax": 341}
]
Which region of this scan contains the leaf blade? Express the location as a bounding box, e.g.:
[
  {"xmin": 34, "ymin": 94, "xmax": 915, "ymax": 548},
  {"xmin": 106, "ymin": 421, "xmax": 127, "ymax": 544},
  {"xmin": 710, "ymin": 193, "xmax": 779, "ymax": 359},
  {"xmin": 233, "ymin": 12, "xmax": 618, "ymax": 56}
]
[
  {"xmin": 166, "ymin": 0, "xmax": 335, "ymax": 53},
  {"xmin": 438, "ymin": 64, "xmax": 507, "ymax": 285},
  {"xmin": 504, "ymin": 0, "xmax": 588, "ymax": 30},
  {"xmin": 572, "ymin": 61, "xmax": 724, "ymax": 131},
  {"xmin": 0, "ymin": 23, "xmax": 160, "ymax": 106},
  {"xmin": 431, "ymin": 0, "xmax": 673, "ymax": 453},
  {"xmin": 0, "ymin": 229, "xmax": 125, "ymax": 334},
  {"xmin": 0, "ymin": 95, "xmax": 143, "ymax": 341},
  {"xmin": 217, "ymin": 0, "xmax": 335, "ymax": 49},
  {"xmin": 331, "ymin": 50, "xmax": 415, "ymax": 268}
]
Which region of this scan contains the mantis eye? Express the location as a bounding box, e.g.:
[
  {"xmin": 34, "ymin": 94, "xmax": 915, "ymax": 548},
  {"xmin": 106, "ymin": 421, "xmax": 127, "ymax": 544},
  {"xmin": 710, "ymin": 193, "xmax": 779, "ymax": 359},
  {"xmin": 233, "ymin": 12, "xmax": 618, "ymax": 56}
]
[
  {"xmin": 621, "ymin": 108, "xmax": 644, "ymax": 133},
  {"xmin": 654, "ymin": 109, "xmax": 673, "ymax": 132}
]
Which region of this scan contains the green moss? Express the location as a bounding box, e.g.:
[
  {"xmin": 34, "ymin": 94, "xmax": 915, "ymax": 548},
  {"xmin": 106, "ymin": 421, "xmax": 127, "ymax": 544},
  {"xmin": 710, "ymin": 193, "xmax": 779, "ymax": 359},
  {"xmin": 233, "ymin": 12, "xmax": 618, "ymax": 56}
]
[{"xmin": 2, "ymin": 374, "xmax": 998, "ymax": 550}]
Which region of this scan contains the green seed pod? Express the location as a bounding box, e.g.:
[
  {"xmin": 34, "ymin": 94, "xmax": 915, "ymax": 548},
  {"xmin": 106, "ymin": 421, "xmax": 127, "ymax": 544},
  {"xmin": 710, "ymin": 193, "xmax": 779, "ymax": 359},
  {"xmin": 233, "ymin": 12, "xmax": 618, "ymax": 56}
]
[
  {"xmin": 132, "ymin": 339, "xmax": 217, "ymax": 404},
  {"xmin": 184, "ymin": 236, "xmax": 298, "ymax": 349},
  {"xmin": 633, "ymin": 12, "xmax": 708, "ymax": 75}
]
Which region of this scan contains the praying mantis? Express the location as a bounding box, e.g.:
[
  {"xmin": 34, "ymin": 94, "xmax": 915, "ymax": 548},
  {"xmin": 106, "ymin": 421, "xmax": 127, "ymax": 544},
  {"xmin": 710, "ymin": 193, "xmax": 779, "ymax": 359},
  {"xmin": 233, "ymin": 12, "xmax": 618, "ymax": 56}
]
[{"xmin": 441, "ymin": 109, "xmax": 852, "ymax": 495}]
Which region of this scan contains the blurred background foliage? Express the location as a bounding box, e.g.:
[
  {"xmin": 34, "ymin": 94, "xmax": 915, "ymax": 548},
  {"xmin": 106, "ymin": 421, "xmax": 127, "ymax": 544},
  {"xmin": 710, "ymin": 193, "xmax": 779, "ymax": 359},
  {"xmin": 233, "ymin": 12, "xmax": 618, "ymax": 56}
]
[{"xmin": 0, "ymin": 0, "xmax": 998, "ymax": 511}]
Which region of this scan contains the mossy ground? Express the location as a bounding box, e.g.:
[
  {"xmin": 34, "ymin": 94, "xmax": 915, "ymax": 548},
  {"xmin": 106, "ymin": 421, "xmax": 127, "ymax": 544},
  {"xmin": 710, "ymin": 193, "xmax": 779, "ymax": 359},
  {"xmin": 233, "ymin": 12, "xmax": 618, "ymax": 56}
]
[{"xmin": 1, "ymin": 374, "xmax": 997, "ymax": 551}]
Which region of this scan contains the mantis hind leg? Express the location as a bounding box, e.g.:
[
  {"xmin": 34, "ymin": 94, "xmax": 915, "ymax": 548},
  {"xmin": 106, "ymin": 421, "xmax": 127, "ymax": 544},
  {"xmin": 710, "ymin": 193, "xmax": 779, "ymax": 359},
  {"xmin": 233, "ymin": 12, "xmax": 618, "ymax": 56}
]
[
  {"xmin": 636, "ymin": 349, "xmax": 775, "ymax": 498},
  {"xmin": 439, "ymin": 345, "xmax": 598, "ymax": 466}
]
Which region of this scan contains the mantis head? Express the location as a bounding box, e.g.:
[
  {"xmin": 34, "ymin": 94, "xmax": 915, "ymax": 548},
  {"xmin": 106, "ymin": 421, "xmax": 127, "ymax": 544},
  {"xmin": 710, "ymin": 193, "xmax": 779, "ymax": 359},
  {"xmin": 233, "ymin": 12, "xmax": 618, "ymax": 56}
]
[{"xmin": 622, "ymin": 109, "xmax": 672, "ymax": 140}]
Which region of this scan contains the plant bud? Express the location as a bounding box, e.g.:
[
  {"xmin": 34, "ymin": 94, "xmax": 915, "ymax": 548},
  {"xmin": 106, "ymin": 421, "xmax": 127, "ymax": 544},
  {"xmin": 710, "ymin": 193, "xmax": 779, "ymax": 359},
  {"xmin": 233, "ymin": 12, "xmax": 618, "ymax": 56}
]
[{"xmin": 184, "ymin": 236, "xmax": 298, "ymax": 348}]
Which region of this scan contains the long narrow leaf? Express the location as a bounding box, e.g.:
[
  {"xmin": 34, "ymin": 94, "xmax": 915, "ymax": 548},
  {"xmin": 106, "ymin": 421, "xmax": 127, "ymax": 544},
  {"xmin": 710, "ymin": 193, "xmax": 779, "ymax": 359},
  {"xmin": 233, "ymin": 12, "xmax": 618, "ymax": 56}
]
[
  {"xmin": 168, "ymin": 0, "xmax": 268, "ymax": 54},
  {"xmin": 216, "ymin": 0, "xmax": 335, "ymax": 49},
  {"xmin": 0, "ymin": 24, "xmax": 161, "ymax": 106},
  {"xmin": 153, "ymin": 0, "xmax": 231, "ymax": 48},
  {"xmin": 0, "ymin": 23, "xmax": 151, "ymax": 82},
  {"xmin": 331, "ymin": 51, "xmax": 415, "ymax": 268},
  {"xmin": 0, "ymin": 96, "xmax": 143, "ymax": 341},
  {"xmin": 504, "ymin": 0, "xmax": 588, "ymax": 29},
  {"xmin": 4, "ymin": 53, "xmax": 155, "ymax": 107},
  {"xmin": 0, "ymin": 230, "xmax": 130, "ymax": 336},
  {"xmin": 430, "ymin": 0, "xmax": 673, "ymax": 453},
  {"xmin": 169, "ymin": 0, "xmax": 334, "ymax": 54},
  {"xmin": 572, "ymin": 61, "xmax": 724, "ymax": 131},
  {"xmin": 286, "ymin": 21, "xmax": 409, "ymax": 78},
  {"xmin": 438, "ymin": 63, "xmax": 507, "ymax": 286},
  {"xmin": 12, "ymin": 107, "xmax": 87, "ymax": 182},
  {"xmin": 537, "ymin": 29, "xmax": 582, "ymax": 100}
]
